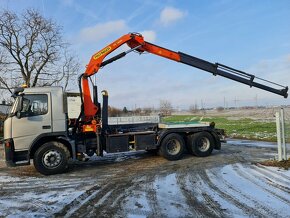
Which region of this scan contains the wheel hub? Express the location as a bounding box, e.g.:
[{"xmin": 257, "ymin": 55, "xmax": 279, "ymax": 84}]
[
  {"xmin": 42, "ymin": 150, "xmax": 62, "ymax": 169},
  {"xmin": 166, "ymin": 139, "xmax": 181, "ymax": 155},
  {"xmin": 198, "ymin": 137, "xmax": 210, "ymax": 151}
]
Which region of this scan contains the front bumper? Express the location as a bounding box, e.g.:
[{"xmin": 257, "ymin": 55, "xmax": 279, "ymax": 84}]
[{"xmin": 3, "ymin": 138, "xmax": 30, "ymax": 167}]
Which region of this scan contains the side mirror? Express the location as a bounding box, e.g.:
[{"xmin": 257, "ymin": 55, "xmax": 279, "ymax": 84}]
[
  {"xmin": 11, "ymin": 87, "xmax": 24, "ymax": 98},
  {"xmin": 16, "ymin": 111, "xmax": 22, "ymax": 119},
  {"xmin": 15, "ymin": 96, "xmax": 23, "ymax": 118}
]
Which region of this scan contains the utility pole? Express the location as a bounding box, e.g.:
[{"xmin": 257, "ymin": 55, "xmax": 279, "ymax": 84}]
[
  {"xmin": 255, "ymin": 94, "xmax": 258, "ymax": 108},
  {"xmin": 224, "ymin": 96, "xmax": 226, "ymax": 110},
  {"xmin": 234, "ymin": 97, "xmax": 237, "ymax": 109}
]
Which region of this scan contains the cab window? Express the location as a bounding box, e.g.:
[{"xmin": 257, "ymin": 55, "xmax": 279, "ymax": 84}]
[{"xmin": 21, "ymin": 94, "xmax": 48, "ymax": 116}]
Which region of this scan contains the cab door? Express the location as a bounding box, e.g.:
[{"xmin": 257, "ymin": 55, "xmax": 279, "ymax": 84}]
[{"xmin": 11, "ymin": 93, "xmax": 52, "ymax": 151}]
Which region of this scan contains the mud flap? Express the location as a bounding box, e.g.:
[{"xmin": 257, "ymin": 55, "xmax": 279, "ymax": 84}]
[{"xmin": 211, "ymin": 132, "xmax": 222, "ymax": 150}]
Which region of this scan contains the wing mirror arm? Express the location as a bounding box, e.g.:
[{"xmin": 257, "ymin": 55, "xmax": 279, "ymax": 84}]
[{"xmin": 15, "ymin": 95, "xmax": 24, "ymax": 119}]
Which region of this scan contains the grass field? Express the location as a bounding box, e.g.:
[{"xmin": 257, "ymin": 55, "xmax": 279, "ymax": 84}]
[{"xmin": 162, "ymin": 115, "xmax": 287, "ymax": 142}]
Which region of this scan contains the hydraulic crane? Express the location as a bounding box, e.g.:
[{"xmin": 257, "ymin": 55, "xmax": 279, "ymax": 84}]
[
  {"xmin": 80, "ymin": 33, "xmax": 288, "ymax": 128},
  {"xmin": 4, "ymin": 32, "xmax": 289, "ymax": 175}
]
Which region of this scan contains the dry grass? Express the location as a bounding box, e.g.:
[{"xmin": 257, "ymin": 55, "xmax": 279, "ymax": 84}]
[{"xmin": 259, "ymin": 159, "xmax": 290, "ymax": 170}]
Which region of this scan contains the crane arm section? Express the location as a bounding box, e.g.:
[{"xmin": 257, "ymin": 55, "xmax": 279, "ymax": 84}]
[{"xmin": 82, "ymin": 33, "xmax": 288, "ymax": 120}]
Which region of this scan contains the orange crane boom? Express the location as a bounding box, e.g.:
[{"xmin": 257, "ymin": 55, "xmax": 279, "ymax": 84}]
[
  {"xmin": 81, "ymin": 33, "xmax": 288, "ymax": 123},
  {"xmin": 82, "ymin": 33, "xmax": 181, "ymax": 119}
]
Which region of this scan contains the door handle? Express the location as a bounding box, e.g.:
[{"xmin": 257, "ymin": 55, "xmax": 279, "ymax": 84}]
[{"xmin": 42, "ymin": 125, "xmax": 51, "ymax": 129}]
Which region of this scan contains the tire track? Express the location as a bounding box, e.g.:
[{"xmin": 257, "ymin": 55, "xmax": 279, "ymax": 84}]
[
  {"xmin": 144, "ymin": 174, "xmax": 165, "ymax": 218},
  {"xmin": 55, "ymin": 156, "xmax": 164, "ymax": 217},
  {"xmin": 1, "ymin": 144, "xmax": 290, "ymax": 217},
  {"xmin": 207, "ymin": 167, "xmax": 282, "ymax": 218},
  {"xmin": 199, "ymin": 170, "xmax": 264, "ymax": 217},
  {"xmin": 250, "ymin": 165, "xmax": 290, "ymax": 194},
  {"xmin": 88, "ymin": 179, "xmax": 137, "ymax": 217},
  {"xmin": 234, "ymin": 164, "xmax": 290, "ymax": 203},
  {"xmin": 54, "ymin": 183, "xmax": 102, "ymax": 217},
  {"xmin": 0, "ymin": 177, "xmax": 96, "ymax": 196},
  {"xmin": 62, "ymin": 164, "xmax": 154, "ymax": 217},
  {"xmin": 254, "ymin": 164, "xmax": 290, "ymax": 183},
  {"xmin": 176, "ymin": 172, "xmax": 223, "ymax": 218},
  {"xmin": 58, "ymin": 180, "xmax": 128, "ymax": 217}
]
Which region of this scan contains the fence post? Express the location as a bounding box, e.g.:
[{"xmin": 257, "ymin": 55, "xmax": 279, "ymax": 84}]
[
  {"xmin": 280, "ymin": 108, "xmax": 287, "ymax": 160},
  {"xmin": 276, "ymin": 111, "xmax": 282, "ymax": 161}
]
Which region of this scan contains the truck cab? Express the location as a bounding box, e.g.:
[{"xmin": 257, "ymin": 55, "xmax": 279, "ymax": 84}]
[{"xmin": 4, "ymin": 87, "xmax": 69, "ymax": 167}]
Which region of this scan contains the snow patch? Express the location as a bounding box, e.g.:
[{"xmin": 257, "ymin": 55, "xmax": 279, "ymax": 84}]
[{"xmin": 154, "ymin": 174, "xmax": 191, "ymax": 217}]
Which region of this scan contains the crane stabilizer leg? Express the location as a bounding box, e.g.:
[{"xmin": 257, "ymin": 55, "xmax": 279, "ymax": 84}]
[{"xmin": 178, "ymin": 52, "xmax": 288, "ymax": 98}]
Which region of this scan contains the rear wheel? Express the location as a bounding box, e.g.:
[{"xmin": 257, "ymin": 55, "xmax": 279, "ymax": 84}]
[
  {"xmin": 159, "ymin": 133, "xmax": 185, "ymax": 161},
  {"xmin": 188, "ymin": 132, "xmax": 214, "ymax": 157},
  {"xmin": 33, "ymin": 141, "xmax": 70, "ymax": 175}
]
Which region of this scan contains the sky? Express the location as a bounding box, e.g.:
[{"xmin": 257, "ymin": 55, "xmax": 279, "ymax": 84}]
[{"xmin": 1, "ymin": 0, "xmax": 290, "ymax": 109}]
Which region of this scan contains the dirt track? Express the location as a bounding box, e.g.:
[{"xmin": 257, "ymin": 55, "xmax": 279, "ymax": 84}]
[{"xmin": 0, "ymin": 142, "xmax": 290, "ymax": 217}]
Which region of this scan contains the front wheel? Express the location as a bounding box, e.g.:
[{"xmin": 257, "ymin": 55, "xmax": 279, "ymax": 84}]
[
  {"xmin": 33, "ymin": 141, "xmax": 70, "ymax": 175},
  {"xmin": 159, "ymin": 133, "xmax": 185, "ymax": 161},
  {"xmin": 187, "ymin": 132, "xmax": 214, "ymax": 157}
]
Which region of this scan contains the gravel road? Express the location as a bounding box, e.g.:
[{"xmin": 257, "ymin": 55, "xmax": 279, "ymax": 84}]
[{"xmin": 0, "ymin": 141, "xmax": 290, "ymax": 217}]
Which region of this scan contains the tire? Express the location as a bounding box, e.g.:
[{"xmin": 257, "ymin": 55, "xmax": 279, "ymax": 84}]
[
  {"xmin": 188, "ymin": 132, "xmax": 214, "ymax": 157},
  {"xmin": 33, "ymin": 141, "xmax": 70, "ymax": 175},
  {"xmin": 158, "ymin": 133, "xmax": 185, "ymax": 161}
]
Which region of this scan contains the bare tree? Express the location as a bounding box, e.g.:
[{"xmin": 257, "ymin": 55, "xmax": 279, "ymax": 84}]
[
  {"xmin": 216, "ymin": 106, "xmax": 224, "ymax": 112},
  {"xmin": 160, "ymin": 100, "xmax": 173, "ymax": 116},
  {"xmin": 189, "ymin": 103, "xmax": 199, "ymax": 113},
  {"xmin": 133, "ymin": 108, "xmax": 142, "ymax": 115},
  {"xmin": 55, "ymin": 48, "xmax": 80, "ymax": 91},
  {"xmin": 143, "ymin": 107, "xmax": 153, "ymax": 115},
  {"xmin": 0, "ymin": 9, "xmax": 79, "ymax": 93},
  {"xmin": 108, "ymin": 106, "xmax": 122, "ymax": 117}
]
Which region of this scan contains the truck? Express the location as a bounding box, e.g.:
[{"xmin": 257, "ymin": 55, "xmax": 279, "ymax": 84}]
[{"xmin": 3, "ymin": 33, "xmax": 288, "ymax": 175}]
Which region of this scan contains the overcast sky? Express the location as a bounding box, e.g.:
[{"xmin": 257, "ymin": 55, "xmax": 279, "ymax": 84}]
[{"xmin": 1, "ymin": 0, "xmax": 290, "ymax": 109}]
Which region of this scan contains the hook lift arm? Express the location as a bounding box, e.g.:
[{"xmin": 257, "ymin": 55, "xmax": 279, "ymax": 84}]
[{"xmin": 81, "ymin": 33, "xmax": 288, "ymax": 122}]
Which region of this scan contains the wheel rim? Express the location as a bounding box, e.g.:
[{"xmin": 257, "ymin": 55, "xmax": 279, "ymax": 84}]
[
  {"xmin": 166, "ymin": 139, "xmax": 181, "ymax": 155},
  {"xmin": 197, "ymin": 137, "xmax": 210, "ymax": 152},
  {"xmin": 42, "ymin": 149, "xmax": 62, "ymax": 169}
]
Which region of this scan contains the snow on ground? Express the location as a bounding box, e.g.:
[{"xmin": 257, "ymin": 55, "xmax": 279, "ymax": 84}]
[
  {"xmin": 0, "ymin": 173, "xmax": 94, "ymax": 217},
  {"xmin": 89, "ymin": 150, "xmax": 144, "ymax": 162},
  {"xmin": 120, "ymin": 163, "xmax": 290, "ymax": 217},
  {"xmin": 1, "ymin": 141, "xmax": 290, "ymax": 217},
  {"xmin": 153, "ymin": 174, "xmax": 191, "ymax": 217},
  {"xmin": 227, "ymin": 139, "xmax": 278, "ymax": 147},
  {"xmin": 205, "ymin": 164, "xmax": 290, "ymax": 217}
]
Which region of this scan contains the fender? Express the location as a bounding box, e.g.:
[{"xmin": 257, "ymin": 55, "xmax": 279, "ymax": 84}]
[
  {"xmin": 157, "ymin": 127, "xmax": 213, "ymax": 145},
  {"xmin": 28, "ymin": 132, "xmax": 74, "ymax": 159}
]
